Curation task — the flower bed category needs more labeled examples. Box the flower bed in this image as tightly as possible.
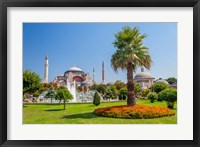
[94,105,175,119]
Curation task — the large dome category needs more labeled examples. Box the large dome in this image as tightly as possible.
[64,66,84,75]
[134,68,154,79]
[67,66,82,72]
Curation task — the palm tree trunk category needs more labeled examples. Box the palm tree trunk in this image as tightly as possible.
[127,62,136,106]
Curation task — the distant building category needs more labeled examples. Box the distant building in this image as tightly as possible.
[134,68,155,89]
[170,81,177,89]
[155,78,169,85]
[156,78,177,89]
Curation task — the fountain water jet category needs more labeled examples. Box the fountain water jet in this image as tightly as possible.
[66,79,77,102]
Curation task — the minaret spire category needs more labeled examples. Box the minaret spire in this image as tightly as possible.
[102,61,104,83]
[45,54,48,60]
[44,55,49,83]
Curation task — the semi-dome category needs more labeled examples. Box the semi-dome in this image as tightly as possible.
[81,81,90,86]
[134,68,154,79]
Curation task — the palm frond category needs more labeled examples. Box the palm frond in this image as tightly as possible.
[111,26,153,73]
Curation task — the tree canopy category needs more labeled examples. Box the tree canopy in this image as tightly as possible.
[151,82,169,93]
[166,77,177,84]
[114,80,126,90]
[55,87,73,110]
[23,70,42,95]
[45,86,56,103]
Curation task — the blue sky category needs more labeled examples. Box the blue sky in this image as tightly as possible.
[23,23,177,83]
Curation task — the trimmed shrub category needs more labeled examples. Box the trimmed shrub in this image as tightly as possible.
[94,105,175,119]
[147,92,158,103]
[151,82,169,93]
[159,88,177,109]
[93,92,100,106]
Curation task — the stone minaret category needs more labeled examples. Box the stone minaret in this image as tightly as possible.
[102,61,104,83]
[93,68,95,84]
[44,55,48,83]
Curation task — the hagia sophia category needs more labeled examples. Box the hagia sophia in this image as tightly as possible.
[43,55,104,87]
[52,66,93,87]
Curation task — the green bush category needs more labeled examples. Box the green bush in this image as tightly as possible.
[147,92,158,103]
[93,92,100,106]
[33,91,40,97]
[141,89,150,98]
[151,82,169,93]
[159,88,177,109]
[23,93,30,99]
[119,87,127,100]
[105,87,117,100]
[97,84,107,95]
[157,92,164,101]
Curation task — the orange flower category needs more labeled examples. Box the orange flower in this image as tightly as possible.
[94,104,175,119]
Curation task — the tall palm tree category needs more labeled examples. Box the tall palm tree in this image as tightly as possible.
[111,26,152,106]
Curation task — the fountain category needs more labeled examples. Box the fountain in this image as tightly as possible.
[37,80,102,103]
[76,90,103,102]
[66,79,103,103]
[66,79,77,102]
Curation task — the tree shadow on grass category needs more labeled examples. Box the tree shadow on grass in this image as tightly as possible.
[45,109,64,111]
[62,112,98,119]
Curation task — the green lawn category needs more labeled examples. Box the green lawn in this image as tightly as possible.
[23,99,177,124]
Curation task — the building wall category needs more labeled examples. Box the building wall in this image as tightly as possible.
[135,78,154,89]
[54,71,92,87]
